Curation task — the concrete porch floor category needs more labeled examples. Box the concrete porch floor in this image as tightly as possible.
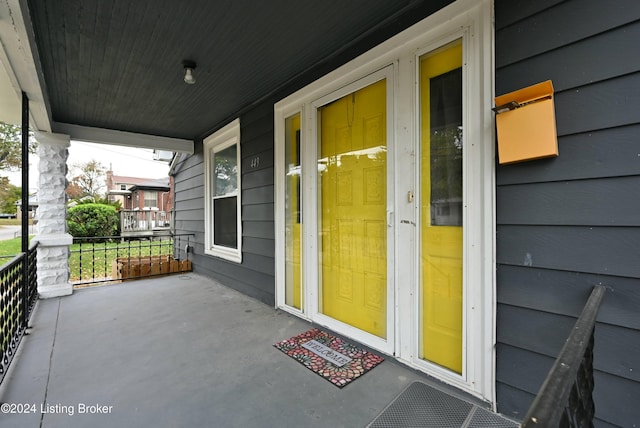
[1,273,505,428]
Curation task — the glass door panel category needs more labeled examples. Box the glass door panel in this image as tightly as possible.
[284,113,302,309]
[318,79,388,338]
[419,40,464,373]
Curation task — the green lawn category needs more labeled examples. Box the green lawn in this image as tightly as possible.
[0,236,174,281]
[70,239,174,281]
[0,237,25,257]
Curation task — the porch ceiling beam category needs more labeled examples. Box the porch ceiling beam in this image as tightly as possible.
[52,122,194,154]
[0,0,52,131]
[0,48,22,126]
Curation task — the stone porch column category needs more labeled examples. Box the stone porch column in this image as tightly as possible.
[32,131,73,298]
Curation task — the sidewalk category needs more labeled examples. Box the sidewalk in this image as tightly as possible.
[0,225,21,241]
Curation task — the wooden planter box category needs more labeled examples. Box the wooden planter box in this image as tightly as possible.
[112,255,192,280]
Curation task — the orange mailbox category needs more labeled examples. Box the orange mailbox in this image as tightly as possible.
[494,80,558,164]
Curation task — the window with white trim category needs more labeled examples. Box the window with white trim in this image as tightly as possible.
[144,191,157,208]
[204,119,242,263]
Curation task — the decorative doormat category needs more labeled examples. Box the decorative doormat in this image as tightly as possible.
[274,328,384,388]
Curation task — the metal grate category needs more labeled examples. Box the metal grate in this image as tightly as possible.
[466,407,520,428]
[368,381,517,428]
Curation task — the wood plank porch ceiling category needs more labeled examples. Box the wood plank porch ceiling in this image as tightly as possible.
[26,0,452,142]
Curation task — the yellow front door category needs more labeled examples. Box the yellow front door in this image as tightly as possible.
[318,79,387,339]
[419,40,464,373]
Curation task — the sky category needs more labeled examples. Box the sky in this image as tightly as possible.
[5,141,171,192]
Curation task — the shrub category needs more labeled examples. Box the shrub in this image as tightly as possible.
[67,203,119,238]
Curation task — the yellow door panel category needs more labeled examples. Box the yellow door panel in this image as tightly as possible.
[420,40,464,373]
[319,79,387,338]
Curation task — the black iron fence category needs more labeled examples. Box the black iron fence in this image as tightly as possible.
[0,242,38,385]
[521,285,606,428]
[70,234,194,286]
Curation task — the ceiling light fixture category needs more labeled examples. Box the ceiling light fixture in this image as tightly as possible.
[183,60,196,85]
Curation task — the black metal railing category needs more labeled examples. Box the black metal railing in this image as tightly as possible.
[70,234,194,286]
[0,242,38,385]
[521,285,606,428]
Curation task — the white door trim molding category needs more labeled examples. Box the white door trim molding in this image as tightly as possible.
[275,0,494,402]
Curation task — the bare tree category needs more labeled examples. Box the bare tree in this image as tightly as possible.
[68,159,107,200]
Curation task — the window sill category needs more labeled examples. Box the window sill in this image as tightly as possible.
[205,247,242,264]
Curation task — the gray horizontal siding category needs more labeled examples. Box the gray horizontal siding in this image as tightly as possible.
[496,0,640,68]
[242,113,273,148]
[173,197,203,212]
[243,221,274,241]
[496,21,640,93]
[495,0,564,30]
[495,383,537,424]
[497,176,640,226]
[174,175,204,195]
[595,323,640,383]
[497,306,640,427]
[496,345,639,428]
[497,265,640,330]
[172,99,276,305]
[173,146,204,176]
[496,343,554,397]
[242,253,275,277]
[174,220,204,234]
[174,209,205,222]
[498,305,575,357]
[592,372,640,428]
[242,149,274,172]
[173,150,205,230]
[498,304,640,383]
[173,152,204,239]
[190,252,275,304]
[243,237,274,258]
[243,203,274,222]
[244,167,274,190]
[243,186,274,205]
[554,73,640,136]
[495,0,640,425]
[497,225,640,278]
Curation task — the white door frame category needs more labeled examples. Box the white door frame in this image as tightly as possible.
[308,66,396,355]
[274,0,494,402]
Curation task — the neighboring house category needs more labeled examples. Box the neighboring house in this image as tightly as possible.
[15,196,38,219]
[1,1,638,426]
[128,179,173,213]
[105,172,145,209]
[106,171,173,212]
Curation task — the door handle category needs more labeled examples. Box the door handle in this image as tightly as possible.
[387,210,393,228]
